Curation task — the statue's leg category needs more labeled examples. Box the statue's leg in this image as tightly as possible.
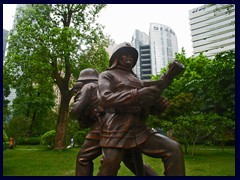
[143,162,159,176]
[123,149,158,176]
[76,139,102,176]
[97,147,125,176]
[138,133,185,176]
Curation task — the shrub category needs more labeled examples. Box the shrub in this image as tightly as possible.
[4,115,31,139]
[16,137,41,145]
[73,129,89,146]
[3,130,9,150]
[41,130,56,149]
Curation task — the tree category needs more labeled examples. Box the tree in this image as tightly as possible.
[4,4,110,150]
[5,114,32,139]
[202,50,235,117]
[149,50,235,153]
[3,69,11,125]
[3,130,9,150]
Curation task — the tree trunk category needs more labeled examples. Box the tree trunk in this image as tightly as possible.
[29,107,37,136]
[29,91,41,136]
[54,91,72,150]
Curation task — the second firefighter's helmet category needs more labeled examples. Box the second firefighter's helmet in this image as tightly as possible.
[76,68,99,82]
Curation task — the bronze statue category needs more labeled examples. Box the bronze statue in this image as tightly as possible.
[70,68,159,176]
[97,42,186,176]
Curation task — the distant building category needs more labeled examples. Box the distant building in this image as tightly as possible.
[189,4,235,59]
[149,23,178,75]
[132,30,151,80]
[131,23,178,80]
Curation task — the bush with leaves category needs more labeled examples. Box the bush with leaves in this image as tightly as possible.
[41,130,56,149]
[73,129,89,147]
[17,137,41,145]
[5,114,31,140]
[3,130,9,150]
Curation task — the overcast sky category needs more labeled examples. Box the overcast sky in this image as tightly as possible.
[3,4,204,57]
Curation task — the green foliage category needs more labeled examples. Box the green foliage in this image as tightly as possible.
[3,130,9,143]
[173,113,212,155]
[73,129,89,146]
[66,118,81,145]
[41,130,56,149]
[3,130,9,150]
[204,113,235,148]
[149,50,235,153]
[3,4,111,149]
[5,111,56,145]
[16,137,41,145]
[202,51,235,117]
[167,93,194,119]
[5,114,31,139]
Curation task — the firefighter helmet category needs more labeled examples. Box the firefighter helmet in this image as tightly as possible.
[76,68,99,82]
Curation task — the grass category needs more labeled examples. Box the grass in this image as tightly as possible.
[3,145,235,176]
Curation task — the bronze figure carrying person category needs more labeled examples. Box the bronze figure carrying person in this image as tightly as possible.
[97,42,186,176]
[70,68,159,176]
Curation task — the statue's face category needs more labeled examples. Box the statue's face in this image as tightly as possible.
[118,54,134,68]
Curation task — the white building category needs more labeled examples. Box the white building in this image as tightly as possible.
[189,4,235,59]
[131,24,178,79]
[149,23,178,75]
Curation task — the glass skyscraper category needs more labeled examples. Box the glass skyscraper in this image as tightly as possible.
[149,23,178,75]
[132,23,178,79]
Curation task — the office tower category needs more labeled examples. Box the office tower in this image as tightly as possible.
[139,45,151,80]
[132,30,151,80]
[132,24,178,80]
[189,4,235,59]
[149,23,178,75]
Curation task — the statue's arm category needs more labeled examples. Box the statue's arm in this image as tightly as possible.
[98,72,139,108]
[70,85,91,119]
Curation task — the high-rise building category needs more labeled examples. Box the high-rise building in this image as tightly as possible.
[189,4,235,59]
[132,24,178,80]
[139,45,151,80]
[149,23,178,75]
[132,30,151,80]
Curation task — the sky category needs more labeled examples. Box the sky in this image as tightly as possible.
[3,4,204,57]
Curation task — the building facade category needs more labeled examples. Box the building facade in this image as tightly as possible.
[132,24,178,80]
[149,23,178,75]
[189,4,235,59]
[131,30,151,80]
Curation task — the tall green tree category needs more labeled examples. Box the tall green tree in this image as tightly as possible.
[202,50,235,117]
[3,63,12,125]
[150,50,235,150]
[4,4,110,150]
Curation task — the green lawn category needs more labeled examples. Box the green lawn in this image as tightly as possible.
[3,145,235,176]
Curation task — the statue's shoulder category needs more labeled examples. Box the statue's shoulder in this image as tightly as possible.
[99,70,120,84]
[81,82,97,92]
[99,69,116,77]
